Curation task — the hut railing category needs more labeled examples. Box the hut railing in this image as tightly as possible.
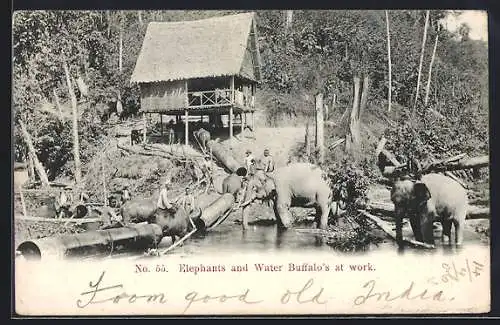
[187,89,255,109]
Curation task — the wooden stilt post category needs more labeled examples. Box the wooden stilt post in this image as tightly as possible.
[184,109,189,146]
[160,114,163,137]
[242,112,246,133]
[142,112,147,143]
[251,112,255,130]
[229,108,234,141]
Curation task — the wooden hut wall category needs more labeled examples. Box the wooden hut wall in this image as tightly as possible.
[140,80,188,112]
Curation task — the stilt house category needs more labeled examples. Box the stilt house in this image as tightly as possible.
[130,12,262,145]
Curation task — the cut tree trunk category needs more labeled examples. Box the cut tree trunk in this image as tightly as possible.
[63,61,82,184]
[424,33,439,106]
[346,76,361,157]
[413,10,430,114]
[18,118,50,187]
[359,75,370,118]
[315,93,324,164]
[385,10,392,112]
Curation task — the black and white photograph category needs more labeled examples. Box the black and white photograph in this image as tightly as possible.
[13,10,490,315]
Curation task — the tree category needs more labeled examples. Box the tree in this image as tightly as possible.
[413,10,430,113]
[385,10,392,112]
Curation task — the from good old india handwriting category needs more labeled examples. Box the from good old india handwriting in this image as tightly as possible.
[77,258,485,313]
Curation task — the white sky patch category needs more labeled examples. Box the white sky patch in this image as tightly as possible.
[443,10,488,41]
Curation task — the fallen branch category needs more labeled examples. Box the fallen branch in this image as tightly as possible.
[358,210,435,249]
[328,138,345,150]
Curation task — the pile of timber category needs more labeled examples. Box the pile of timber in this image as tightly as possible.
[376,136,489,179]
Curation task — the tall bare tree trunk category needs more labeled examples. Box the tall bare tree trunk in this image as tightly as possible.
[53,88,63,120]
[315,93,325,165]
[18,118,50,187]
[117,13,124,118]
[424,34,439,106]
[138,11,143,26]
[63,62,82,184]
[385,10,392,112]
[27,154,35,182]
[413,10,430,114]
[76,69,89,98]
[285,10,293,31]
[119,15,123,73]
[305,122,311,158]
[346,76,361,157]
[106,11,111,37]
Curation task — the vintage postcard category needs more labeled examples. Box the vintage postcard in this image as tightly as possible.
[12,10,490,316]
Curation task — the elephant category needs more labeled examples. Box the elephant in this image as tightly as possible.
[193,128,211,152]
[241,162,335,230]
[218,174,243,196]
[95,102,116,122]
[390,173,468,248]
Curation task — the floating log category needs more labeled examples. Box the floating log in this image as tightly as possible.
[16,223,163,261]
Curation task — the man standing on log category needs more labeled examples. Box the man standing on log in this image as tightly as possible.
[261,148,275,174]
[244,150,255,176]
[55,189,70,218]
[202,155,215,193]
[177,187,196,215]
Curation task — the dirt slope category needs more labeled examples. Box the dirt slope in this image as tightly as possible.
[223,127,306,169]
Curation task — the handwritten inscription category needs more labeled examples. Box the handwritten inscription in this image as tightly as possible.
[353,280,453,306]
[427,259,485,285]
[76,271,167,308]
[74,257,486,312]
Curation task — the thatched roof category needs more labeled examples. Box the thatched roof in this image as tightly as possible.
[130,12,262,84]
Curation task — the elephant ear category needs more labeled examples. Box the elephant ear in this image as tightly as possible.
[414,182,431,204]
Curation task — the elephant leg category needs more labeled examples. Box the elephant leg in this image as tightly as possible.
[452,218,463,246]
[409,215,423,242]
[275,201,293,229]
[316,205,329,230]
[441,219,452,244]
[395,216,403,247]
[420,213,435,246]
